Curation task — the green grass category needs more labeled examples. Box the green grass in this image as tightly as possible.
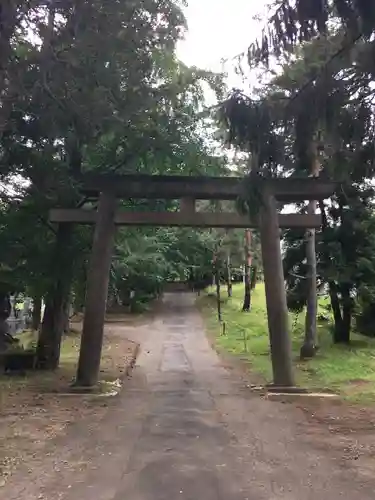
[15,329,79,359]
[0,332,80,410]
[199,283,375,402]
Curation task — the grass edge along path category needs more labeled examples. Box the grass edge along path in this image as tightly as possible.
[198,283,375,403]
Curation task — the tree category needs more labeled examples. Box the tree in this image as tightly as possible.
[226,246,233,298]
[246,0,375,69]
[216,2,375,385]
[242,229,252,311]
[0,0,188,369]
[270,32,375,345]
[0,0,229,378]
[219,86,298,385]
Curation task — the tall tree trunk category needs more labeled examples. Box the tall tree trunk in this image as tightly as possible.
[38,298,64,368]
[76,191,117,387]
[0,293,11,350]
[242,229,252,311]
[62,296,70,334]
[319,201,340,338]
[36,8,81,369]
[301,220,318,358]
[341,304,352,344]
[36,223,73,370]
[226,252,232,298]
[73,294,84,315]
[31,296,42,331]
[336,284,352,344]
[301,145,320,359]
[212,251,222,322]
[250,266,258,290]
[72,263,87,314]
[0,2,17,138]
[0,2,16,82]
[259,190,295,387]
[319,201,350,343]
[216,267,222,322]
[328,281,343,342]
[335,199,352,344]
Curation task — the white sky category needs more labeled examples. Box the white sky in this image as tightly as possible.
[176,1,297,217]
[176,0,270,164]
[177,0,268,93]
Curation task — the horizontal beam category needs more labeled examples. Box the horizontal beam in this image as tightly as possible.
[76,173,337,202]
[50,209,322,229]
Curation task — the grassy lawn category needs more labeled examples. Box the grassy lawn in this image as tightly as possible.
[199,283,375,402]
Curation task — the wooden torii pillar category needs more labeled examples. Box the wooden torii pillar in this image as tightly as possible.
[51,174,337,388]
[259,189,294,386]
[76,191,117,387]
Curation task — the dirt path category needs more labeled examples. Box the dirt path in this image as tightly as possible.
[0,322,138,485]
[2,293,375,499]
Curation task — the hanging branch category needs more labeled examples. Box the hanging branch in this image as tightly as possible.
[221,1,374,110]
[247,0,373,67]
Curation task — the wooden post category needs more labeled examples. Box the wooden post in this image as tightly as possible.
[301,142,321,358]
[259,191,295,387]
[242,229,252,311]
[226,252,232,297]
[216,271,222,322]
[212,252,222,322]
[76,191,117,387]
[180,197,196,213]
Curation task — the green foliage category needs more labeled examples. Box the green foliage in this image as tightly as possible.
[219,92,286,173]
[0,0,230,313]
[272,33,375,341]
[200,283,375,402]
[218,23,375,343]
[110,227,222,305]
[246,0,375,68]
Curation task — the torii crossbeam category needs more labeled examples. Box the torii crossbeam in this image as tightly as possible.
[50,209,322,228]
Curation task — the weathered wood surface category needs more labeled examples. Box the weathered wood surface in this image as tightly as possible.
[50,209,322,228]
[76,191,117,387]
[259,192,295,387]
[75,173,337,202]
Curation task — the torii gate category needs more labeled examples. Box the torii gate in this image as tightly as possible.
[50,173,337,388]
